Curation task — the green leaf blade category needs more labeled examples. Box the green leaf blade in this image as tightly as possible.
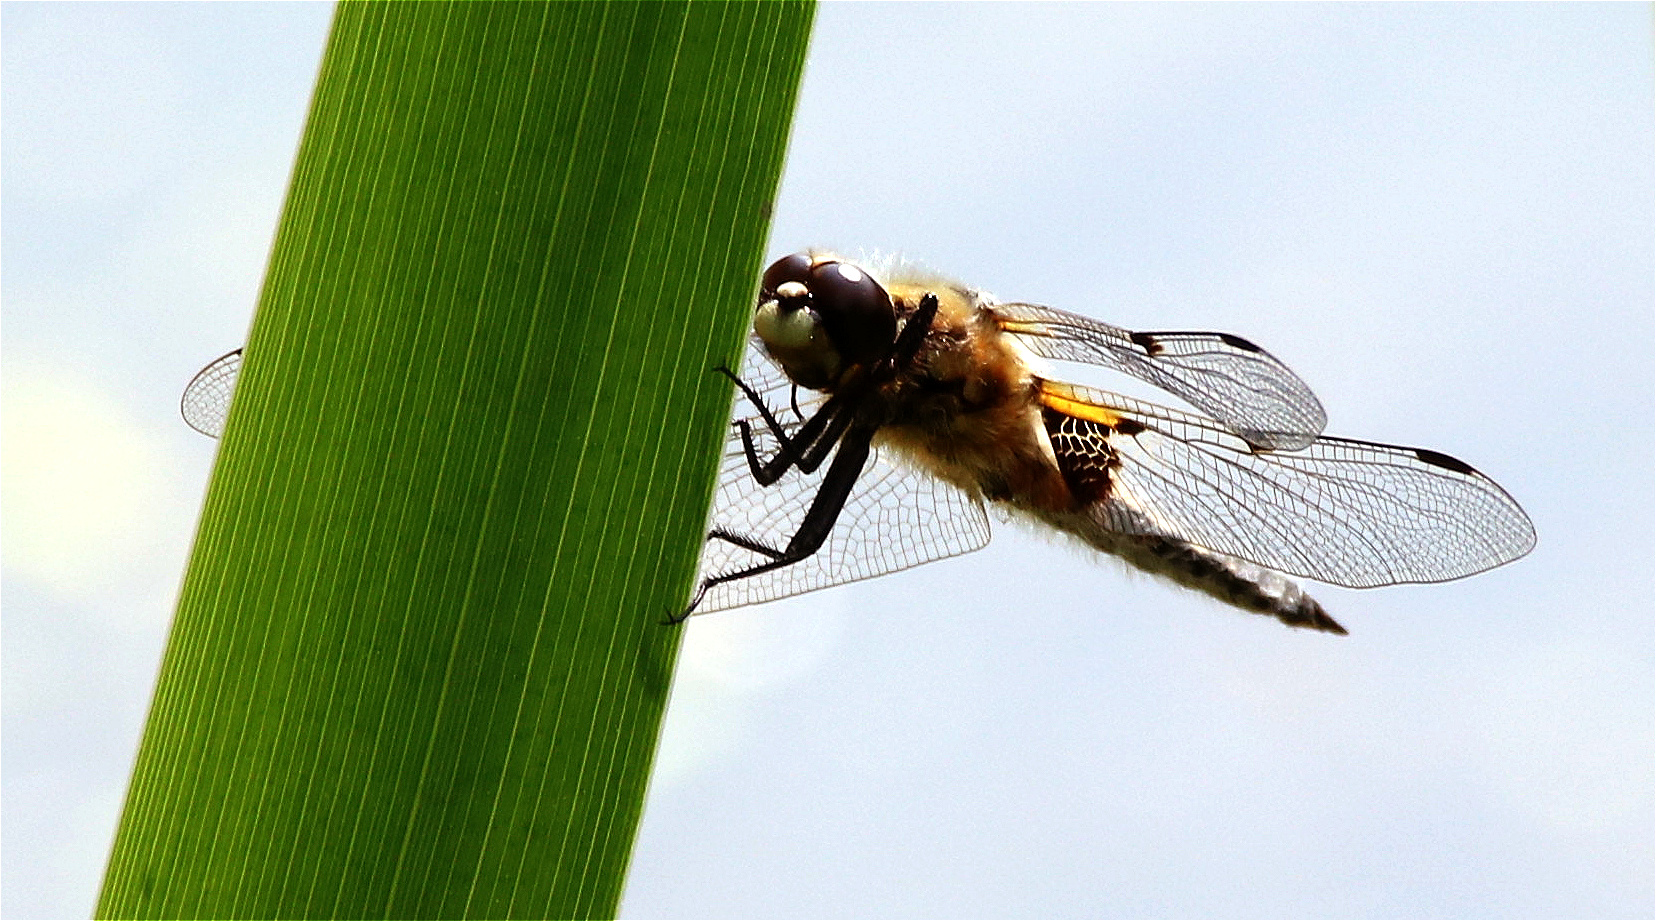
[98,3,814,918]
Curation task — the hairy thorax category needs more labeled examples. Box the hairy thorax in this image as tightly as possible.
[871,282,1074,513]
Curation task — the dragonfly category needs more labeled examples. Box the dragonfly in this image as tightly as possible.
[183,251,1536,634]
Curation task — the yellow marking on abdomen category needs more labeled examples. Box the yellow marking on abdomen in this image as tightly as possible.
[1036,381,1124,427]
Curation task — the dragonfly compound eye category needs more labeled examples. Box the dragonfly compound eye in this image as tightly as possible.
[760,251,815,298]
[754,254,899,390]
[807,260,897,369]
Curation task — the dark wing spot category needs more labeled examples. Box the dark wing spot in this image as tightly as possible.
[1130,331,1164,356]
[1217,332,1262,352]
[1114,418,1146,436]
[1414,447,1477,475]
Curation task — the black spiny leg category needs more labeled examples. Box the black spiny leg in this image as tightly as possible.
[675,421,878,621]
[672,291,942,624]
[716,365,857,484]
[716,364,796,451]
[889,292,939,367]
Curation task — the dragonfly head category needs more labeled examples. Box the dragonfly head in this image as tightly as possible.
[754,251,898,391]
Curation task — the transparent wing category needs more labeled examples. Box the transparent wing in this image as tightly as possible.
[994,302,1326,451]
[694,340,992,613]
[1038,380,1536,588]
[181,348,243,437]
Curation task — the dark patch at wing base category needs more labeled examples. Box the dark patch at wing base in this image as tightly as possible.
[1049,381,1537,588]
[1041,406,1122,507]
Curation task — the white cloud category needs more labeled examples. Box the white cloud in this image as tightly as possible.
[2,361,173,606]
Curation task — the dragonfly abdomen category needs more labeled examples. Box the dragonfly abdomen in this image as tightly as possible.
[1123,535,1345,634]
[1033,508,1346,634]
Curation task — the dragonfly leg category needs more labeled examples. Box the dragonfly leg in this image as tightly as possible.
[717,364,855,483]
[674,292,944,623]
[673,421,876,623]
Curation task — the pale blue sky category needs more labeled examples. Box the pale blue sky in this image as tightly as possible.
[3,4,1651,918]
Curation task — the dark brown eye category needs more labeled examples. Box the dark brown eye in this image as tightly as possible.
[760,252,814,299]
[807,260,896,367]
